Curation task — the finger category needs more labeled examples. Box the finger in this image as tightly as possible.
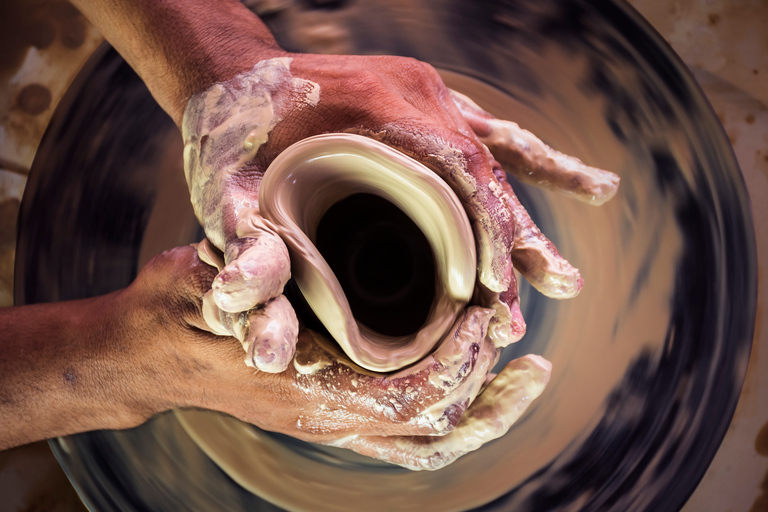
[474,271,526,348]
[291,307,498,437]
[373,123,514,293]
[493,169,583,299]
[481,372,497,392]
[451,90,620,206]
[212,233,291,313]
[202,291,299,373]
[330,354,552,471]
[388,306,499,436]
[241,295,299,373]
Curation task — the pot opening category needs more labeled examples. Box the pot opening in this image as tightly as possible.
[314,193,436,337]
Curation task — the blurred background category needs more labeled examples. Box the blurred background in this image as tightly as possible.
[0,0,765,510]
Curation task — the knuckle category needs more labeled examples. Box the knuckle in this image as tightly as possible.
[189,263,217,294]
[369,55,446,98]
[413,400,468,436]
[419,451,450,470]
[454,134,490,165]
[402,59,447,98]
[394,56,440,82]
[375,395,411,423]
[401,445,451,471]
[342,69,390,101]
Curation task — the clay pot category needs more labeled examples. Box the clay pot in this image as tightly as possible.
[259,133,476,372]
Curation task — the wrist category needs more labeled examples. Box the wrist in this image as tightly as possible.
[0,294,168,449]
[71,0,287,125]
[73,291,170,430]
[107,276,235,419]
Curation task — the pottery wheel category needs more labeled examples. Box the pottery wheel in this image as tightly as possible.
[14,0,755,510]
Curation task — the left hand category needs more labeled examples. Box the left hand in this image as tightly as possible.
[119,245,551,471]
[182,51,620,372]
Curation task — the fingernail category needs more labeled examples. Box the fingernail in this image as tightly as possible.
[243,296,299,373]
[213,268,258,312]
[535,268,583,299]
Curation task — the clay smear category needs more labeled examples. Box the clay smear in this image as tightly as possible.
[181,57,320,249]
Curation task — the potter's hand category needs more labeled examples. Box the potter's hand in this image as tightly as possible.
[151,244,547,470]
[71,0,619,363]
[181,51,619,355]
[175,245,550,470]
[0,244,547,469]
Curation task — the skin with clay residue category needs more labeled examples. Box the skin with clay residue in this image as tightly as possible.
[452,90,620,206]
[197,240,299,373]
[242,295,298,373]
[332,354,551,471]
[182,56,319,268]
[181,60,319,371]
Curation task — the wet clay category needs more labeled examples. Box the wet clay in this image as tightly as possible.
[257,133,477,372]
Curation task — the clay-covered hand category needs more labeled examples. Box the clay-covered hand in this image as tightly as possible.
[182,51,620,366]
[450,91,620,296]
[132,245,551,471]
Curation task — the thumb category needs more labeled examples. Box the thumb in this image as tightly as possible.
[212,232,291,313]
[198,239,299,373]
[241,295,299,373]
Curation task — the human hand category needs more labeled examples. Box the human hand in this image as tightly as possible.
[182,52,620,367]
[60,0,606,471]
[123,245,550,471]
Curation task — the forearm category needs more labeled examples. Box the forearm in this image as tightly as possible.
[70,0,286,125]
[0,293,161,450]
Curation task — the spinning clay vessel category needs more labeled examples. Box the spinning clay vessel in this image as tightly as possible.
[259,133,477,372]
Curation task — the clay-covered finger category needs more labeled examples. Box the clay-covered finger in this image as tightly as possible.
[277,307,498,440]
[388,306,496,391]
[392,306,499,435]
[241,295,299,373]
[202,291,299,373]
[329,354,552,471]
[493,170,583,299]
[451,90,619,206]
[291,307,498,438]
[474,272,526,348]
[212,234,291,313]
